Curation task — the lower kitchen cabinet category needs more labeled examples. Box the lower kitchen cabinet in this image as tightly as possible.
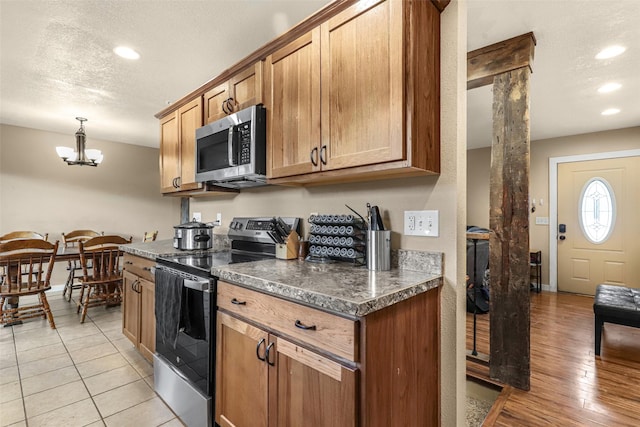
[122,254,156,363]
[216,312,357,427]
[215,280,440,427]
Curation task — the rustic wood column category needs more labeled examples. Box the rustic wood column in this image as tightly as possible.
[467,32,535,390]
[489,67,532,390]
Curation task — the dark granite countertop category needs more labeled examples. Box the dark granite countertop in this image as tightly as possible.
[212,249,443,317]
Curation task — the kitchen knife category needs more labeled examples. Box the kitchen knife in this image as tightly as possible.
[369,206,385,231]
[267,230,282,244]
[276,217,291,236]
[274,217,290,241]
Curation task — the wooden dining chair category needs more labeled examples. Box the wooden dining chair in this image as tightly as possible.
[0,231,48,242]
[143,231,158,242]
[0,239,59,328]
[61,230,102,302]
[0,231,49,285]
[76,235,131,323]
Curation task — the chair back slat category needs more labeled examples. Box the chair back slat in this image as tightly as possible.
[0,239,58,293]
[143,231,158,242]
[0,231,48,243]
[79,235,131,283]
[62,230,102,248]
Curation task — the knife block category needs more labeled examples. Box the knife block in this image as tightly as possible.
[276,231,300,260]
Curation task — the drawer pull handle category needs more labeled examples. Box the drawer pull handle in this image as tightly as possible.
[265,342,275,366]
[256,338,266,361]
[231,298,246,305]
[125,261,133,265]
[143,267,151,271]
[295,320,316,331]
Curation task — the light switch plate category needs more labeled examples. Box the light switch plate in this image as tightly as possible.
[216,213,222,226]
[535,216,549,225]
[404,210,439,237]
[192,212,202,222]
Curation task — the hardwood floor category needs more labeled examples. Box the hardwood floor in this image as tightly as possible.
[466,291,640,426]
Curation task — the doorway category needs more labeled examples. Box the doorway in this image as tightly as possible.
[549,150,640,293]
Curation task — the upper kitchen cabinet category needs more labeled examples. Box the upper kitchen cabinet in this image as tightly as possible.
[265,28,321,179]
[204,62,263,124]
[159,97,203,194]
[267,0,441,185]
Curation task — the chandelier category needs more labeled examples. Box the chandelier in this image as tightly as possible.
[56,117,103,166]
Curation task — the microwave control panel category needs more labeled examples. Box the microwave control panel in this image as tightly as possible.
[238,122,252,165]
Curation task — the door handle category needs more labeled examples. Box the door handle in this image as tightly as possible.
[265,342,275,366]
[310,147,318,167]
[294,319,316,330]
[559,235,566,241]
[320,145,327,165]
[256,338,266,361]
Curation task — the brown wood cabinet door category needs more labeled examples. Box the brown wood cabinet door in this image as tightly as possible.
[216,312,269,427]
[320,0,404,171]
[178,97,203,191]
[266,29,321,179]
[122,271,140,345]
[270,338,357,427]
[159,112,180,193]
[204,83,229,124]
[138,276,155,363]
[229,62,263,113]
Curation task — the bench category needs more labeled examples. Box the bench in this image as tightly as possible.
[593,284,640,356]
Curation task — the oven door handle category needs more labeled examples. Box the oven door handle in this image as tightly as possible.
[183,278,211,292]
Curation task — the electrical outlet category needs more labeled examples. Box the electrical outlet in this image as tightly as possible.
[404,210,439,237]
[192,212,202,222]
[216,213,222,226]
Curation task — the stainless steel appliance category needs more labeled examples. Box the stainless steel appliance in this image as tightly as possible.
[154,216,300,427]
[195,104,267,188]
[173,221,215,250]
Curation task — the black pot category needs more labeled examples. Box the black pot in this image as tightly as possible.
[173,221,214,250]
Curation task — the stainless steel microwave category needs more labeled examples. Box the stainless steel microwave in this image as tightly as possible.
[195,104,267,189]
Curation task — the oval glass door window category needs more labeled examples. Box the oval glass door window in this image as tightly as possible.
[579,177,615,243]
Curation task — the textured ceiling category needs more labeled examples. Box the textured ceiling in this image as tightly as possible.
[467,0,640,149]
[0,0,331,147]
[1,1,639,150]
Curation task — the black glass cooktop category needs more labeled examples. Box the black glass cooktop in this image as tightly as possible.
[157,250,272,277]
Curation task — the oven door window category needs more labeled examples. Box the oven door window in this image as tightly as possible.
[197,128,235,173]
[157,287,213,396]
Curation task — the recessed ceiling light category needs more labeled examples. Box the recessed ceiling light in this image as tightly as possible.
[595,45,626,59]
[601,108,620,116]
[114,46,140,60]
[598,82,622,93]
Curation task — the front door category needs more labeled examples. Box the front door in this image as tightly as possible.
[557,156,640,295]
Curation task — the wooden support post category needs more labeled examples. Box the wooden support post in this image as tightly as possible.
[489,67,531,390]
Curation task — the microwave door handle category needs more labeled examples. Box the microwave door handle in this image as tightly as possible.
[227,126,237,166]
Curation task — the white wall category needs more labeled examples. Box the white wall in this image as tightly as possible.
[0,124,181,284]
[466,126,640,286]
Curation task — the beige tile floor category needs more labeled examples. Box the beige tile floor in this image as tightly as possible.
[0,290,184,427]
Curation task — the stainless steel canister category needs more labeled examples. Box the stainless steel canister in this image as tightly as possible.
[367,230,391,271]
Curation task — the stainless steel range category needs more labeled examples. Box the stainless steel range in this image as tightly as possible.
[153,217,300,427]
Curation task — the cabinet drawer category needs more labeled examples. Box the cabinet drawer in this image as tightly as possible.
[123,254,155,282]
[217,281,358,362]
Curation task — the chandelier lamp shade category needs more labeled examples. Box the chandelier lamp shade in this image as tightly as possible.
[56,117,103,166]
